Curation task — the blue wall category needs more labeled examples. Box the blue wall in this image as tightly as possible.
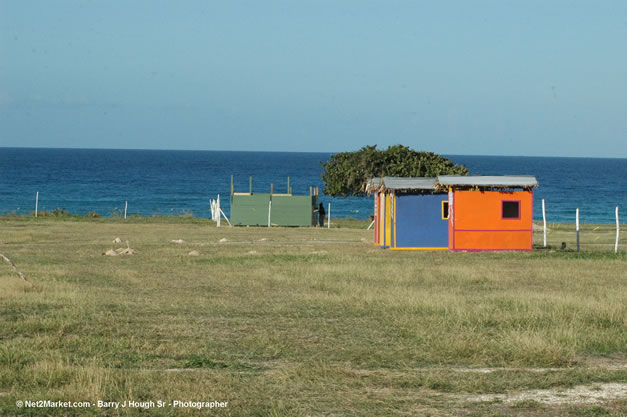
[395,194,448,248]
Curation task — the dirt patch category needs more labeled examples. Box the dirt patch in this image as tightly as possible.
[470,383,627,405]
[339,365,625,376]
[164,368,203,373]
[453,367,567,374]
[582,355,627,371]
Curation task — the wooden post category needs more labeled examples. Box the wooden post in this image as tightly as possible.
[231,175,234,195]
[287,176,290,194]
[327,203,331,229]
[615,207,620,254]
[249,176,253,194]
[124,200,128,219]
[35,191,39,218]
[270,183,273,195]
[268,200,272,228]
[309,186,312,197]
[542,199,547,247]
[576,208,580,252]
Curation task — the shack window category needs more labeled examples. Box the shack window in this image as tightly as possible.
[442,201,449,220]
[502,201,520,219]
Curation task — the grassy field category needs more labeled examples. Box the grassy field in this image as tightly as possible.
[0,216,625,416]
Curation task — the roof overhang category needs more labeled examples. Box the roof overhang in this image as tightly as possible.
[436,175,538,190]
[366,175,539,194]
[365,177,437,193]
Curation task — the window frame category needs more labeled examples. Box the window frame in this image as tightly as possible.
[501,200,521,220]
[442,200,449,220]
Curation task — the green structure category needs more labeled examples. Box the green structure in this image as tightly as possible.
[230,177,319,227]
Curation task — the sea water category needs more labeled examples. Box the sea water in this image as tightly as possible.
[0,148,624,224]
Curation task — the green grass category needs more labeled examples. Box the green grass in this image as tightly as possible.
[0,216,625,416]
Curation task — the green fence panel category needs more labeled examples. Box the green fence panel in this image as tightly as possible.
[230,194,317,226]
[230,194,271,226]
[272,195,316,226]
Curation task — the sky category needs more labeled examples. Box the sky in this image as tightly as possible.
[0,1,626,157]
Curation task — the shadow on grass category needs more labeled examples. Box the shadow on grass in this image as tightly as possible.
[530,246,624,260]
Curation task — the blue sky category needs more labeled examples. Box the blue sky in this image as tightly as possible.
[1,1,625,157]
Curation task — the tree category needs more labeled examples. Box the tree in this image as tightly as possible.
[320,145,469,196]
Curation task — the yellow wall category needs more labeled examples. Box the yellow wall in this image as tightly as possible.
[385,193,392,247]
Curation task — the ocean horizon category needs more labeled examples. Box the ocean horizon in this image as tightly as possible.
[3,145,626,159]
[1,147,625,224]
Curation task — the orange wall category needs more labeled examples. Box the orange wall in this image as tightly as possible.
[453,231,532,250]
[451,190,533,250]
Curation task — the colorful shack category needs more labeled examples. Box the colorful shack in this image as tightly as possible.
[368,177,449,250]
[438,175,538,251]
[369,175,539,251]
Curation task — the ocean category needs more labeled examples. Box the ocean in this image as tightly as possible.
[0,148,625,224]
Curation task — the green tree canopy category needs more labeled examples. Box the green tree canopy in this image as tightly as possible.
[321,145,469,196]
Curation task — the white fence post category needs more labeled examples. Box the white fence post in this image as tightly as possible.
[219,208,232,227]
[35,191,39,218]
[616,207,620,254]
[268,200,272,228]
[210,194,231,227]
[124,201,128,219]
[542,199,547,247]
[327,203,331,229]
[576,208,580,252]
[217,195,221,228]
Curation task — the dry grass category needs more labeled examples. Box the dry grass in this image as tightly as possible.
[0,217,625,416]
